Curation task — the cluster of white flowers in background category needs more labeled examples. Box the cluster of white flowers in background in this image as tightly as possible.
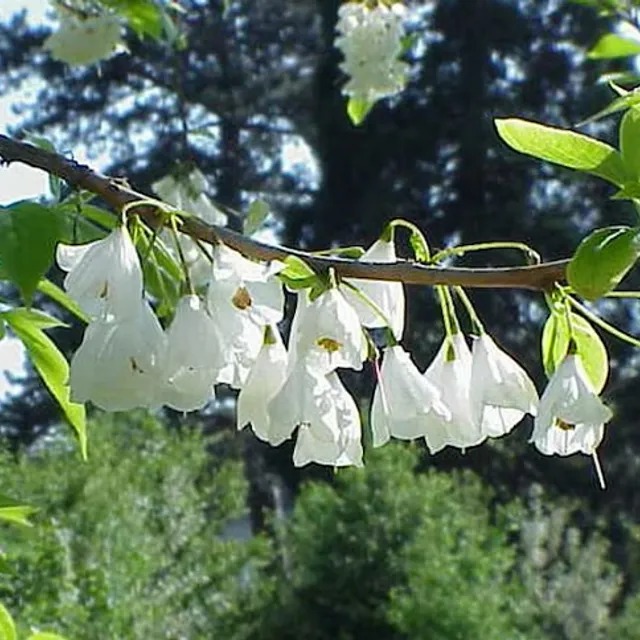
[55,220,613,479]
[335,0,410,103]
[43,3,124,67]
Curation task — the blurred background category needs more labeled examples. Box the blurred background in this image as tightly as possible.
[2,1,640,638]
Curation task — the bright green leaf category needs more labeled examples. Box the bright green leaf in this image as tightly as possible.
[578,87,640,126]
[0,202,63,304]
[542,311,608,392]
[2,308,87,459]
[588,33,640,59]
[347,97,374,126]
[26,633,69,640]
[620,106,640,179]
[495,118,629,186]
[0,603,16,640]
[568,226,640,300]
[244,199,270,236]
[280,255,315,280]
[103,0,163,39]
[36,279,89,324]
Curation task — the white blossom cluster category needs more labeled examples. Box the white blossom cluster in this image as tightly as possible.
[56,222,613,475]
[43,5,124,67]
[334,1,410,103]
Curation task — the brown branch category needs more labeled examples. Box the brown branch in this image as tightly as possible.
[0,134,567,290]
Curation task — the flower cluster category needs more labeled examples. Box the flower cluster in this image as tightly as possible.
[43,7,123,67]
[334,1,409,103]
[56,222,613,477]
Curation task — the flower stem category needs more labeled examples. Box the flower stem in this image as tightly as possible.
[453,286,485,334]
[568,297,640,349]
[170,216,194,294]
[437,286,460,337]
[431,241,540,265]
[342,280,395,337]
[389,218,430,262]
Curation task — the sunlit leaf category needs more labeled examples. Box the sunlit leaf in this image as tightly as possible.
[588,33,640,59]
[0,494,37,527]
[1,308,87,459]
[578,86,640,125]
[0,603,16,640]
[26,633,69,640]
[495,118,629,186]
[244,199,270,236]
[36,278,89,324]
[542,311,608,392]
[347,97,374,126]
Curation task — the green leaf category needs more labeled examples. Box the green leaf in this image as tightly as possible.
[0,603,16,640]
[244,199,270,236]
[347,97,374,126]
[1,308,87,459]
[0,493,37,527]
[542,311,608,392]
[36,278,89,324]
[26,633,69,640]
[588,33,640,59]
[0,202,63,304]
[495,118,629,186]
[578,86,640,126]
[280,255,315,281]
[103,0,163,39]
[620,106,640,179]
[568,226,640,300]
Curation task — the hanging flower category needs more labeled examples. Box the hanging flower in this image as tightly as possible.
[294,288,367,374]
[470,333,538,437]
[423,333,485,452]
[334,1,409,103]
[237,325,289,441]
[43,12,124,67]
[343,236,405,340]
[370,345,450,447]
[293,372,363,467]
[69,299,166,412]
[530,354,612,457]
[56,225,144,319]
[160,294,225,412]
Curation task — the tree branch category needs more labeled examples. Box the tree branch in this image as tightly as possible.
[0,134,567,290]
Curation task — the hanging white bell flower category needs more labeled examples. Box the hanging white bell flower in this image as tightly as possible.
[294,288,367,374]
[153,170,228,285]
[266,360,341,446]
[470,333,539,437]
[370,345,450,447]
[43,13,124,67]
[160,294,225,412]
[334,1,409,103]
[237,325,289,441]
[343,236,405,340]
[530,354,612,458]
[293,372,363,468]
[69,299,167,412]
[423,333,485,452]
[56,225,144,319]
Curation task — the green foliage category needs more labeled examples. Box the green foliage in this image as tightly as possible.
[541,309,608,391]
[0,414,266,640]
[244,199,271,236]
[568,226,640,300]
[0,495,36,528]
[347,97,374,126]
[587,33,640,59]
[0,203,63,305]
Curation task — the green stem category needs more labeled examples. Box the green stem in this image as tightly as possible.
[310,246,366,258]
[605,291,640,299]
[389,218,430,262]
[437,286,459,337]
[341,280,394,337]
[453,286,484,334]
[568,296,640,349]
[170,217,194,294]
[432,241,540,265]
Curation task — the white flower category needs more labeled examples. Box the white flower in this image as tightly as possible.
[370,345,450,447]
[57,226,143,319]
[530,354,612,457]
[293,372,363,468]
[294,288,367,374]
[423,334,485,452]
[153,170,228,285]
[69,299,166,411]
[335,1,409,102]
[470,334,538,437]
[160,295,225,412]
[237,325,288,441]
[343,237,405,340]
[44,13,123,66]
[266,360,340,446]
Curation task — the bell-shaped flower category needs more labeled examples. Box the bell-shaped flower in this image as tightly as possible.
[159,295,225,412]
[293,373,363,468]
[293,288,367,374]
[69,299,166,411]
[44,13,123,66]
[370,345,450,447]
[343,236,405,340]
[530,354,612,457]
[57,225,143,319]
[423,334,485,452]
[266,360,340,446]
[237,325,289,441]
[470,333,538,437]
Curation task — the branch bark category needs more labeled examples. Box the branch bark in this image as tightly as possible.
[0,133,567,290]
